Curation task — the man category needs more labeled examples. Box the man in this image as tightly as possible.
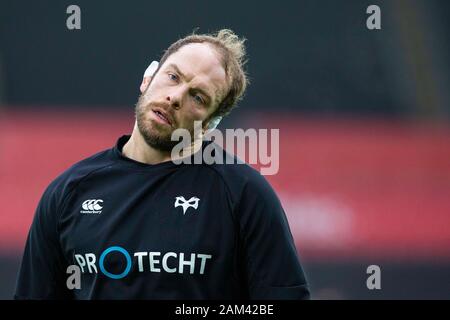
[15,29,310,299]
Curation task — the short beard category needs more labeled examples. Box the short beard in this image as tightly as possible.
[135,97,181,152]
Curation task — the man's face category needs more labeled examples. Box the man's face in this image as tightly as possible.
[135,43,228,151]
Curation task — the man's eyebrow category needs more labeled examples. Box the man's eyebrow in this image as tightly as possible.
[166,63,214,104]
[167,63,187,80]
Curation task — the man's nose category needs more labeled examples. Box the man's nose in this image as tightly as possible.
[166,88,183,110]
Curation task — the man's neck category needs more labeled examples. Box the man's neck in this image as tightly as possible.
[122,123,203,165]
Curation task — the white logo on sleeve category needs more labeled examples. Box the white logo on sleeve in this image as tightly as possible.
[174,196,200,215]
[80,199,103,214]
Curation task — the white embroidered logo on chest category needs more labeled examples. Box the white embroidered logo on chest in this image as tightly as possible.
[174,196,200,214]
[80,199,103,214]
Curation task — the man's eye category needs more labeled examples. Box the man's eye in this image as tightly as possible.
[168,73,178,82]
[193,94,205,104]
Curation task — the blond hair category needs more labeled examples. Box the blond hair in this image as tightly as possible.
[159,29,249,119]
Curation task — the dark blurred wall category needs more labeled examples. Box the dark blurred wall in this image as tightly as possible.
[1,0,449,116]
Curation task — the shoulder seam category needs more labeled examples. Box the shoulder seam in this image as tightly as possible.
[200,164,245,217]
[56,161,115,236]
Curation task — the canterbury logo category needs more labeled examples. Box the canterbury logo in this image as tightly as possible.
[174,196,200,215]
[80,199,103,214]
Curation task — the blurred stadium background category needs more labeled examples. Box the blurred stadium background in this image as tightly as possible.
[1,0,450,299]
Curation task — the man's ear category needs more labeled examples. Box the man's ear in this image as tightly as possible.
[140,77,151,93]
[140,61,159,93]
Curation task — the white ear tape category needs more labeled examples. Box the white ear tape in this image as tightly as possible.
[206,116,222,131]
[143,61,159,78]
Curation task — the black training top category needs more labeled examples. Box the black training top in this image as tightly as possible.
[14,135,309,300]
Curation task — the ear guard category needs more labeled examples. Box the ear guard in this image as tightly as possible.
[205,116,222,131]
[143,61,223,131]
[143,60,159,78]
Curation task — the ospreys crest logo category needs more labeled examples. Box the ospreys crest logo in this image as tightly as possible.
[174,196,200,215]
